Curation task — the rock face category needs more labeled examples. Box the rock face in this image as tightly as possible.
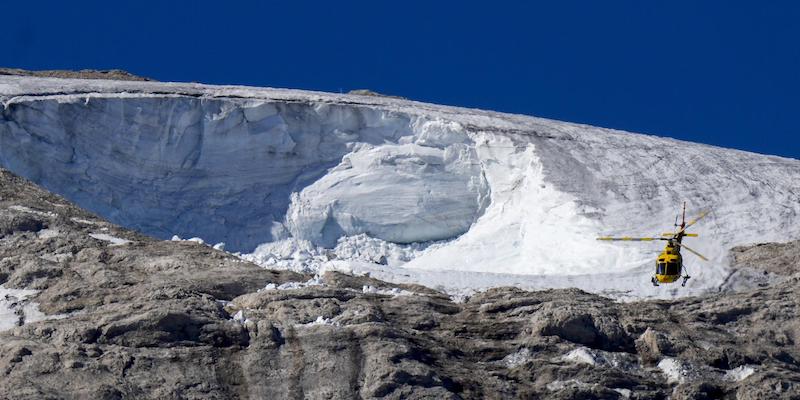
[0,68,152,81]
[1,168,799,399]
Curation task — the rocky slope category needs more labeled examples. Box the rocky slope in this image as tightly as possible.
[0,68,152,81]
[1,168,798,399]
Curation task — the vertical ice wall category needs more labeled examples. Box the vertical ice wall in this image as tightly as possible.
[0,95,490,251]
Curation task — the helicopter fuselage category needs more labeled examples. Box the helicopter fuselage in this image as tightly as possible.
[655,242,683,283]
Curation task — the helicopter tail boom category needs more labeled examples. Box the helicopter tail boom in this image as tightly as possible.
[597,237,661,241]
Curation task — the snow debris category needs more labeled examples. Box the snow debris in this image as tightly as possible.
[546,379,596,392]
[37,228,59,239]
[8,205,56,218]
[170,235,225,251]
[562,347,599,366]
[613,388,632,399]
[502,348,534,368]
[1,285,66,332]
[658,357,697,384]
[70,217,98,225]
[263,275,325,291]
[296,315,338,328]
[361,285,414,297]
[560,346,640,371]
[243,235,427,274]
[89,233,131,246]
[231,310,252,325]
[724,365,756,382]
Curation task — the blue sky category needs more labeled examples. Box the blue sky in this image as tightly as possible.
[5,1,799,159]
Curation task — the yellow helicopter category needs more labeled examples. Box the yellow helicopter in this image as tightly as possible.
[597,203,709,287]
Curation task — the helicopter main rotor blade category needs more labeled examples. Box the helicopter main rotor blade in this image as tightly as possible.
[679,210,710,234]
[597,236,665,241]
[674,242,709,261]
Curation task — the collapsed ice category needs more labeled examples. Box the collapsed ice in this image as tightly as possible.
[2,76,800,298]
[0,92,488,251]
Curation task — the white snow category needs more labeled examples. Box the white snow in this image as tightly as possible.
[9,205,56,218]
[658,357,696,384]
[37,228,59,239]
[361,285,414,297]
[502,348,534,368]
[70,217,99,225]
[546,380,596,392]
[724,365,756,382]
[0,286,63,332]
[613,388,632,399]
[263,275,325,291]
[658,357,754,384]
[560,346,640,371]
[2,75,800,300]
[562,347,600,366]
[88,233,131,246]
[296,315,337,328]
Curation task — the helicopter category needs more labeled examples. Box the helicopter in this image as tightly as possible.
[597,202,709,287]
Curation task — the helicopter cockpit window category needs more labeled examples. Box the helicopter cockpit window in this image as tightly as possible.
[666,262,679,275]
[657,263,666,275]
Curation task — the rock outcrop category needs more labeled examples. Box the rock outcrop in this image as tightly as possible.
[0,68,152,81]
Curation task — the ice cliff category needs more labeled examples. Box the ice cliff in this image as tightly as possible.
[2,76,799,298]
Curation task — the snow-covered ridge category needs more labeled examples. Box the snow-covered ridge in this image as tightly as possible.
[2,76,799,299]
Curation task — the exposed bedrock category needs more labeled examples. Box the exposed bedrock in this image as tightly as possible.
[0,97,488,251]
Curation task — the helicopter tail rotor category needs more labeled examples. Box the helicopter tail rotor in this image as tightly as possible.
[597,236,664,241]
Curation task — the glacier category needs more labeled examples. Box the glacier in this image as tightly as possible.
[2,75,799,299]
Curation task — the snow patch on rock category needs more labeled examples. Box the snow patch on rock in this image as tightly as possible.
[89,233,131,246]
[724,365,756,382]
[37,228,59,239]
[502,348,534,368]
[658,357,697,384]
[0,286,65,332]
[263,275,325,291]
[560,346,640,371]
[361,285,414,297]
